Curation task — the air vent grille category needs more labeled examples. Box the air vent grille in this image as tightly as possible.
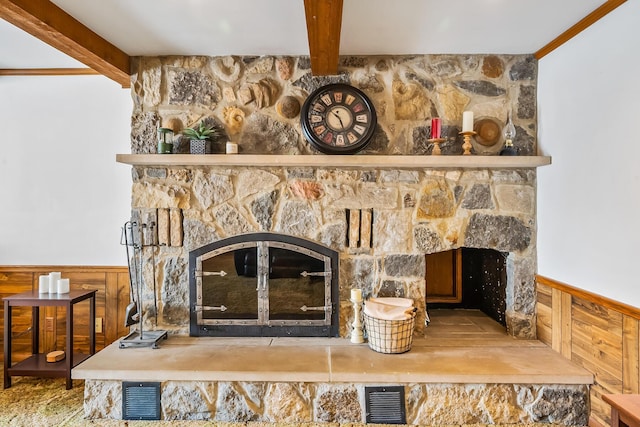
[365,385,406,424]
[122,381,161,420]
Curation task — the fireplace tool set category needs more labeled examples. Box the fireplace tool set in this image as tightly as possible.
[119,220,168,349]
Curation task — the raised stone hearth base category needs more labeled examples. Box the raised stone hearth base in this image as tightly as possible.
[75,311,592,425]
[84,379,587,425]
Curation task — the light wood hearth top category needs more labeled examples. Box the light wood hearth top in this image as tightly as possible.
[73,310,591,385]
[116,154,551,169]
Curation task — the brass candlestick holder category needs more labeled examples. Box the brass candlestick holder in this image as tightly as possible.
[459,131,477,155]
[427,138,446,155]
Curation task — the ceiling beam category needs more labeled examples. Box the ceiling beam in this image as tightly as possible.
[0,68,99,76]
[535,0,627,59]
[0,0,131,87]
[303,0,343,76]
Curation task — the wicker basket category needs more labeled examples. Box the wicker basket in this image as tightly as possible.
[364,311,416,354]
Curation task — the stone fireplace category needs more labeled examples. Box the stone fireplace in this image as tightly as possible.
[125,53,542,339]
[75,53,586,425]
[127,162,539,339]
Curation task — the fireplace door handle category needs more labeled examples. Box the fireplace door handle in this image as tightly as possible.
[300,305,330,312]
[195,270,227,277]
[194,305,228,312]
[300,271,329,277]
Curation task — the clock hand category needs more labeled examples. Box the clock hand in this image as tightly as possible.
[332,111,345,129]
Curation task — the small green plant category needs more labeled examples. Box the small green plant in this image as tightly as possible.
[182,120,223,141]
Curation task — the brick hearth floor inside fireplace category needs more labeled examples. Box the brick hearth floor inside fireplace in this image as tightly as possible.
[72,309,591,385]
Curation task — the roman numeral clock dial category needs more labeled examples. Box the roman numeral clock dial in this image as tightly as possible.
[300,84,377,154]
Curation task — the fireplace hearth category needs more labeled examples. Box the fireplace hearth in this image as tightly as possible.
[189,232,339,337]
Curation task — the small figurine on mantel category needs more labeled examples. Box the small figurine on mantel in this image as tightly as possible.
[500,110,517,156]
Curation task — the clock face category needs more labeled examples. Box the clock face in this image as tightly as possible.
[300,83,377,154]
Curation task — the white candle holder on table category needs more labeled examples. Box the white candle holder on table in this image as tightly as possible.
[350,288,364,344]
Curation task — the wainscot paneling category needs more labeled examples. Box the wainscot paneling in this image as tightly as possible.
[536,275,640,427]
[0,266,129,364]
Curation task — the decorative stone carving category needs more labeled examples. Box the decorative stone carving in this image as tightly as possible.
[222,106,245,135]
[275,95,301,119]
[239,78,280,109]
[209,56,243,82]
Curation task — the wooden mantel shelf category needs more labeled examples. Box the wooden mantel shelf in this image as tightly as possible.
[116,154,551,169]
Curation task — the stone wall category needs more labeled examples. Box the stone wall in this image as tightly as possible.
[130,54,537,155]
[127,54,539,339]
[85,380,587,425]
[131,165,537,338]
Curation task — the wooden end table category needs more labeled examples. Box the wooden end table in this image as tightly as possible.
[3,289,96,390]
[603,394,640,427]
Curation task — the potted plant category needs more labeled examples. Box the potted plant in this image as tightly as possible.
[182,120,223,154]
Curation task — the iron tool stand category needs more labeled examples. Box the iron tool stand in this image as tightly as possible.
[119,220,168,349]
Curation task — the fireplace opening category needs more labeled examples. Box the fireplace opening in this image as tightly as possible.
[426,248,507,326]
[189,232,339,337]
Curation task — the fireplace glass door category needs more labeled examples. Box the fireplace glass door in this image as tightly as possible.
[191,234,337,336]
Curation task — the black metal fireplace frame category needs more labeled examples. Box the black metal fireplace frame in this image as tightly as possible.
[189,232,339,337]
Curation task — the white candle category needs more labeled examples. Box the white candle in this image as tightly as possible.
[226,142,238,154]
[57,278,70,294]
[462,111,474,133]
[49,272,61,293]
[351,288,362,302]
[39,275,50,293]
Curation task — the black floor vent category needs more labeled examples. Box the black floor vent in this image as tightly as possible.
[122,381,161,420]
[365,385,406,424]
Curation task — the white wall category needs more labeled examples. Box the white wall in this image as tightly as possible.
[0,75,132,266]
[538,0,640,307]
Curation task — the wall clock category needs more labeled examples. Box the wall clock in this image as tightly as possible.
[300,83,377,154]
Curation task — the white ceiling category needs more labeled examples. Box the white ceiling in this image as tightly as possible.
[1,0,604,69]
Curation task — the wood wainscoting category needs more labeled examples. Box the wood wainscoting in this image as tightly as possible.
[536,275,640,427]
[0,266,130,364]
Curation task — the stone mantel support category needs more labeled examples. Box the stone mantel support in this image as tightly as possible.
[116,154,551,169]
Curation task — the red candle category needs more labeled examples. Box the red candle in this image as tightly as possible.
[431,118,441,139]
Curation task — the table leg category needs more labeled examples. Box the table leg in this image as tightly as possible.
[32,306,40,354]
[3,301,11,389]
[89,294,95,355]
[66,302,73,390]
